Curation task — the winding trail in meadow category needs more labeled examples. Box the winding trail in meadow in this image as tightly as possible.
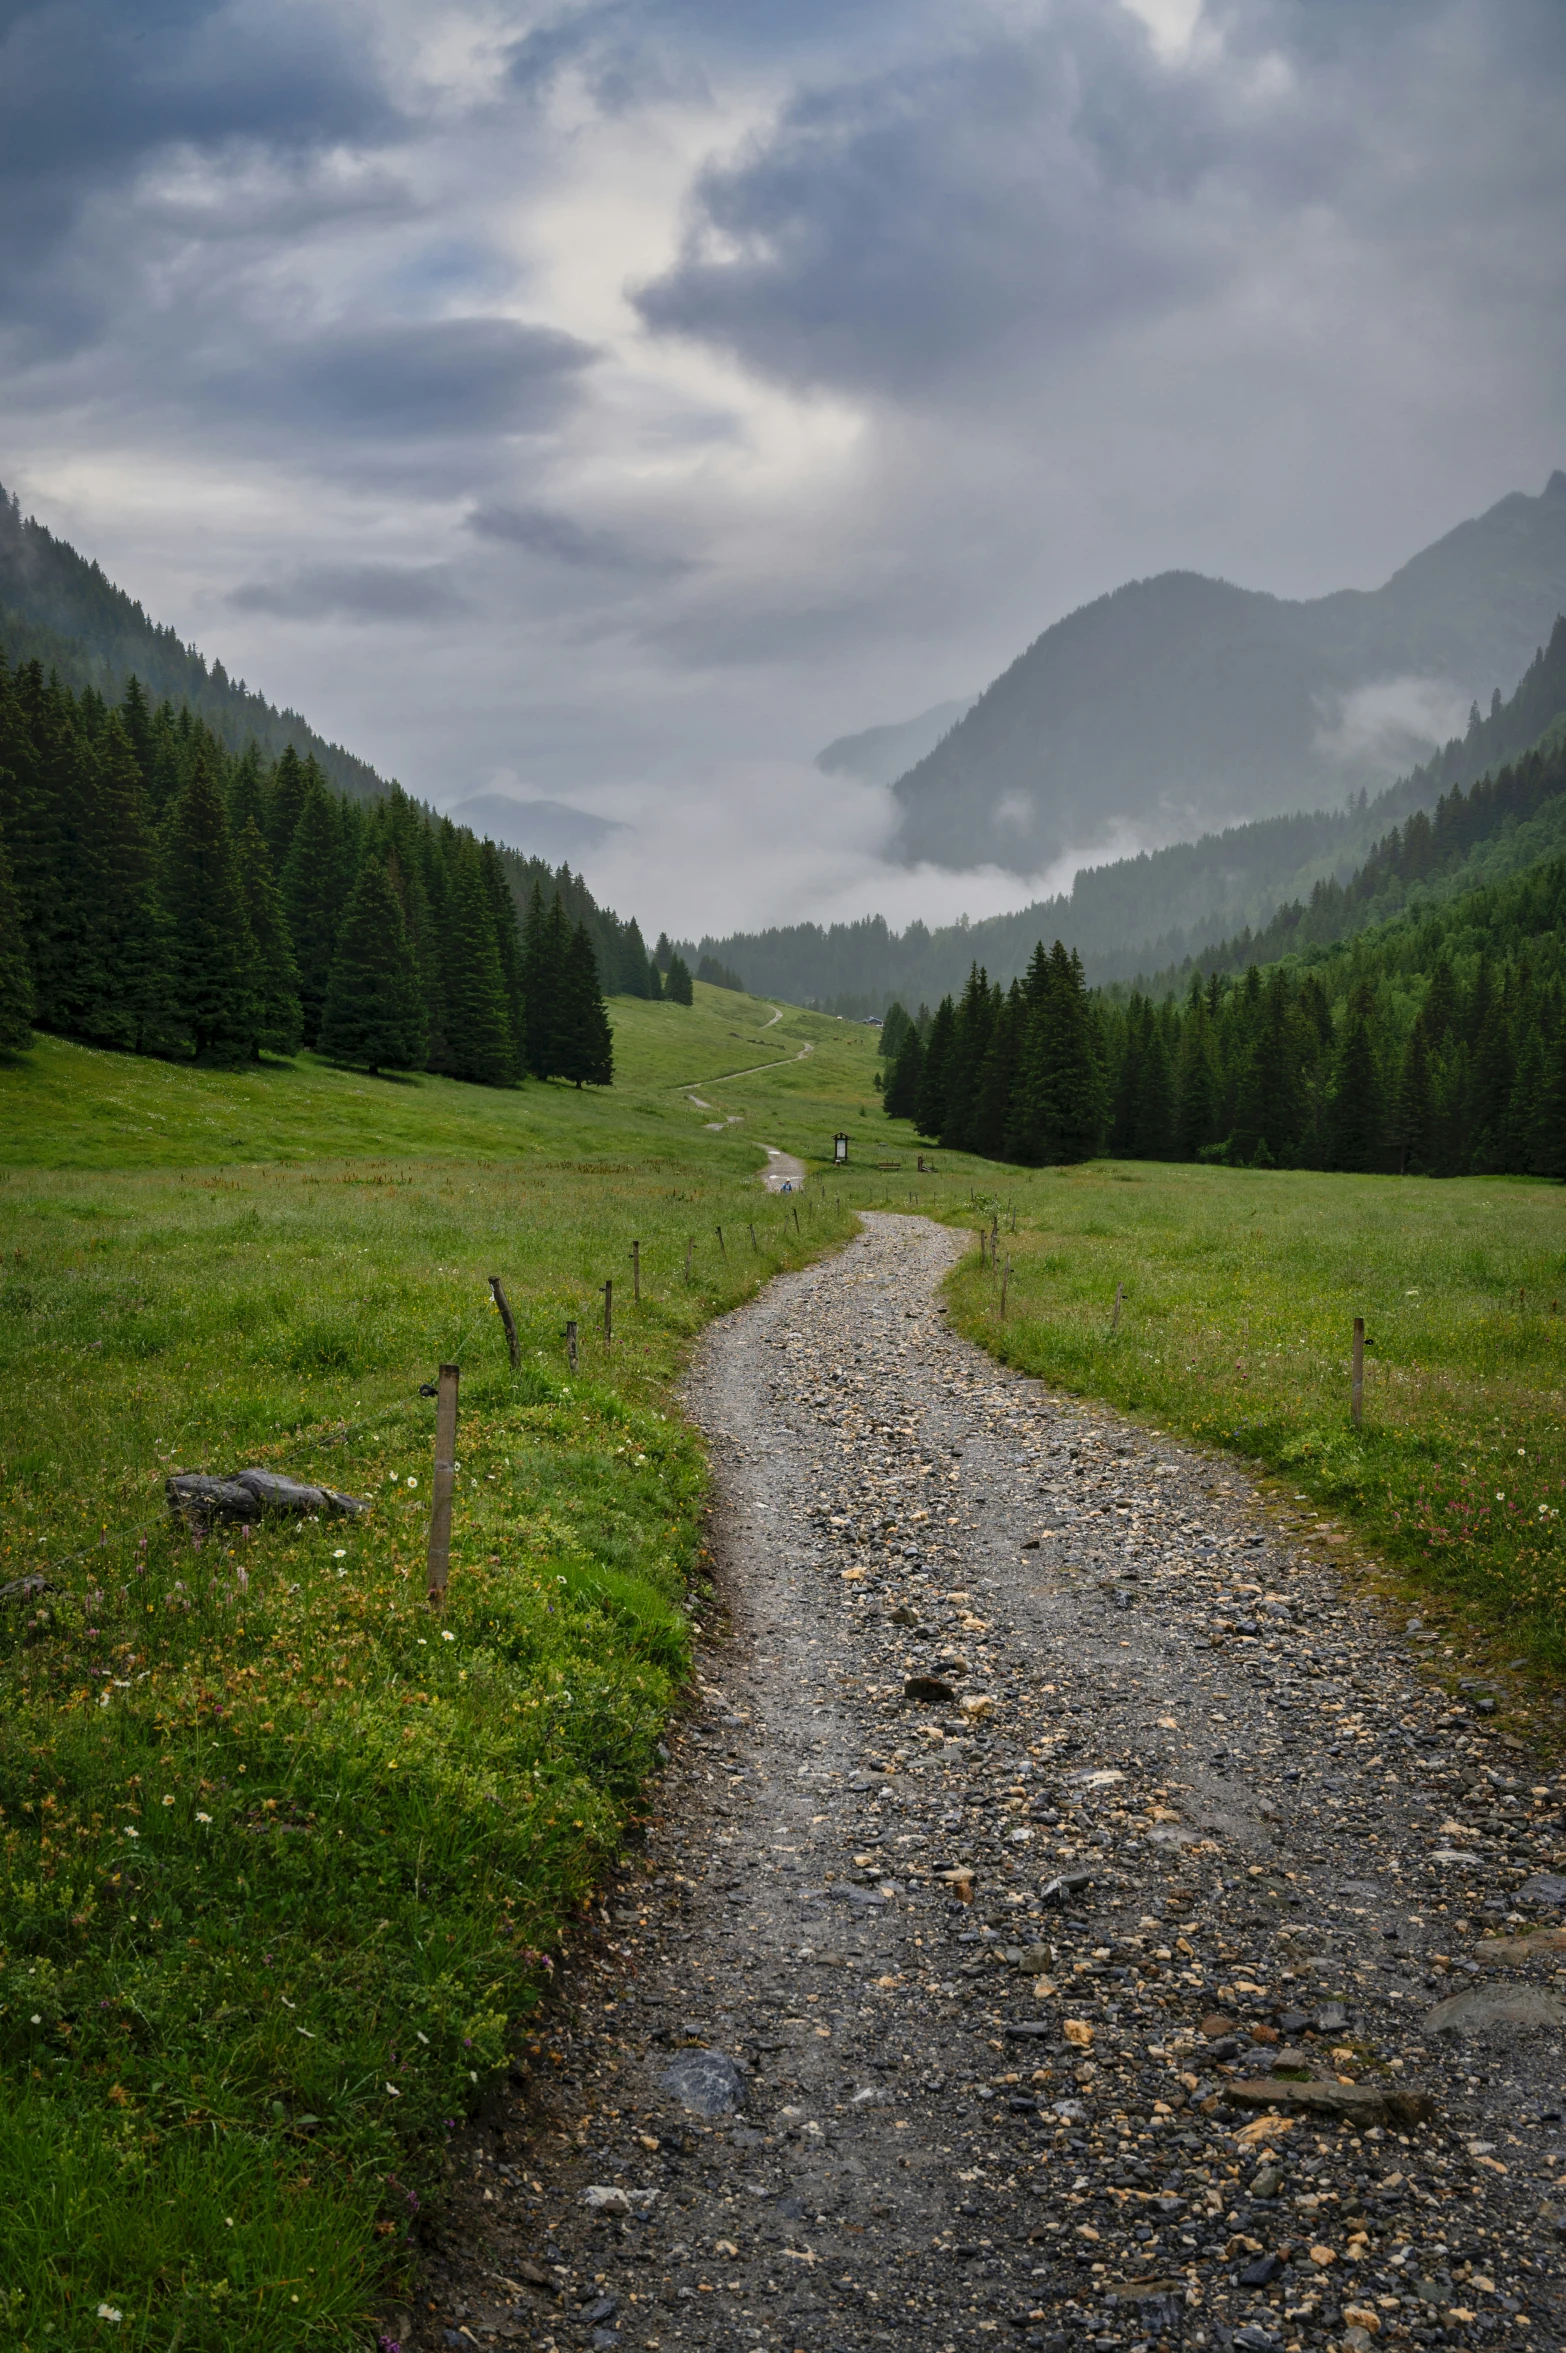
[415,1215,1566,2353]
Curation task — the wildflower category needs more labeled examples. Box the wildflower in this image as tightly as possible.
[97,2304,123,2324]
[334,1547,347,1559]
[123,1826,139,1838]
[442,1630,455,1642]
[196,1811,212,1824]
[162,1794,174,1807]
[406,1476,418,1489]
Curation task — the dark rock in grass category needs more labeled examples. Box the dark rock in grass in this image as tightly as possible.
[660,2048,747,2116]
[0,1573,51,1605]
[167,1468,369,1528]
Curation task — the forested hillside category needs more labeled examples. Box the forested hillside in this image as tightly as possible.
[691,616,1566,1009]
[0,654,667,1082]
[883,845,1566,1180]
[890,472,1566,872]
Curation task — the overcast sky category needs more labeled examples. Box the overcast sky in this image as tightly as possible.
[4,0,1564,938]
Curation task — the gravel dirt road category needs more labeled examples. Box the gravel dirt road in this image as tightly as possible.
[413,1216,1566,2353]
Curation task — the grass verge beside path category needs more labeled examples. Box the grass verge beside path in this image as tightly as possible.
[923,1158,1566,1695]
[0,991,876,2350]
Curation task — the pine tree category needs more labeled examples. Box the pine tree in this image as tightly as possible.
[556,921,614,1086]
[1175,983,1219,1157]
[441,836,515,1085]
[1393,1021,1433,1174]
[664,952,694,1006]
[266,746,311,872]
[236,817,303,1055]
[84,711,169,1052]
[161,744,257,1061]
[969,981,1023,1158]
[883,1022,924,1120]
[1327,982,1382,1171]
[646,956,663,1001]
[477,839,526,1079]
[282,774,352,1045]
[654,931,674,973]
[1133,1013,1177,1159]
[522,883,559,1075]
[914,997,956,1139]
[0,815,35,1053]
[318,858,426,1074]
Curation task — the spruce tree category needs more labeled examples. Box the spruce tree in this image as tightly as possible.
[1327,983,1381,1171]
[521,882,558,1075]
[85,711,169,1052]
[161,744,257,1061]
[0,816,35,1053]
[883,1022,924,1120]
[647,956,663,1001]
[478,838,525,1079]
[441,836,515,1085]
[1393,1021,1433,1174]
[282,775,352,1044]
[556,921,614,1086]
[969,982,1023,1158]
[266,746,311,872]
[914,996,956,1139]
[236,816,303,1055]
[318,858,426,1075]
[664,952,694,1006]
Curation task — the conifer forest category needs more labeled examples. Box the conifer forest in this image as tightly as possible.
[0,655,677,1083]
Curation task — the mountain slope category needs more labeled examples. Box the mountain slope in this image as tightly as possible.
[816,696,974,788]
[692,617,1566,1010]
[0,484,387,803]
[890,472,1566,872]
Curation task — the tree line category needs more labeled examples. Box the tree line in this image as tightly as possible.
[880,846,1566,1179]
[0,655,646,1084]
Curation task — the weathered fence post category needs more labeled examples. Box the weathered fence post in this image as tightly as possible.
[426,1363,459,1611]
[793,1204,801,1234]
[1352,1315,1365,1427]
[565,1319,578,1373]
[716,1225,727,1261]
[602,1278,613,1349]
[749,1220,759,1252]
[488,1275,519,1370]
[1111,1282,1124,1333]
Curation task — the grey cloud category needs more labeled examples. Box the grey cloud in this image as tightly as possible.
[231,318,598,441]
[467,501,691,575]
[228,564,464,622]
[636,0,1566,398]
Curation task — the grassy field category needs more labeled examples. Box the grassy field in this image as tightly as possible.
[6,988,1565,2346]
[928,1155,1566,1700]
[0,986,882,2351]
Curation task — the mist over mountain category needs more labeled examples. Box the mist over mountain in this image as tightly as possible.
[690,614,1566,1012]
[444,795,627,866]
[889,474,1566,874]
[816,697,975,789]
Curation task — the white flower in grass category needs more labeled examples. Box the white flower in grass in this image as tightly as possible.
[334,1548,347,1559]
[123,1826,139,1838]
[196,1812,212,1824]
[98,2304,123,2323]
[442,1630,455,1642]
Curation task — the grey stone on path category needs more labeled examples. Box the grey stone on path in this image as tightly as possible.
[423,1213,1566,2353]
[659,2047,747,2115]
[1426,1984,1566,2037]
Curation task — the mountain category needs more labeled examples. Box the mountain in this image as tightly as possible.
[688,616,1566,1011]
[0,483,388,803]
[889,472,1566,873]
[816,696,974,789]
[444,793,627,865]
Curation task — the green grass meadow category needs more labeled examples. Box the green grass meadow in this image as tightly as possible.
[930,1156,1566,1686]
[0,987,879,2350]
[4,987,1566,2347]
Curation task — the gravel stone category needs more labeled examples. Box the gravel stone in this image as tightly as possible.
[414,1214,1566,2352]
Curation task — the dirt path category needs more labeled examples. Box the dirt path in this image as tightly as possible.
[761,1148,807,1192]
[414,1215,1566,2353]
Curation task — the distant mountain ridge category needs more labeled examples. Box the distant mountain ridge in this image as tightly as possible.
[0,484,388,804]
[889,473,1566,873]
[816,696,975,789]
[688,616,1566,1012]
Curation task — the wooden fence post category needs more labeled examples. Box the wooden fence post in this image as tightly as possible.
[602,1278,613,1349]
[426,1363,459,1610]
[793,1204,801,1234]
[716,1225,727,1260]
[1352,1315,1364,1427]
[631,1240,641,1303]
[488,1275,519,1370]
[565,1319,578,1373]
[1111,1282,1124,1332]
[749,1220,759,1252]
